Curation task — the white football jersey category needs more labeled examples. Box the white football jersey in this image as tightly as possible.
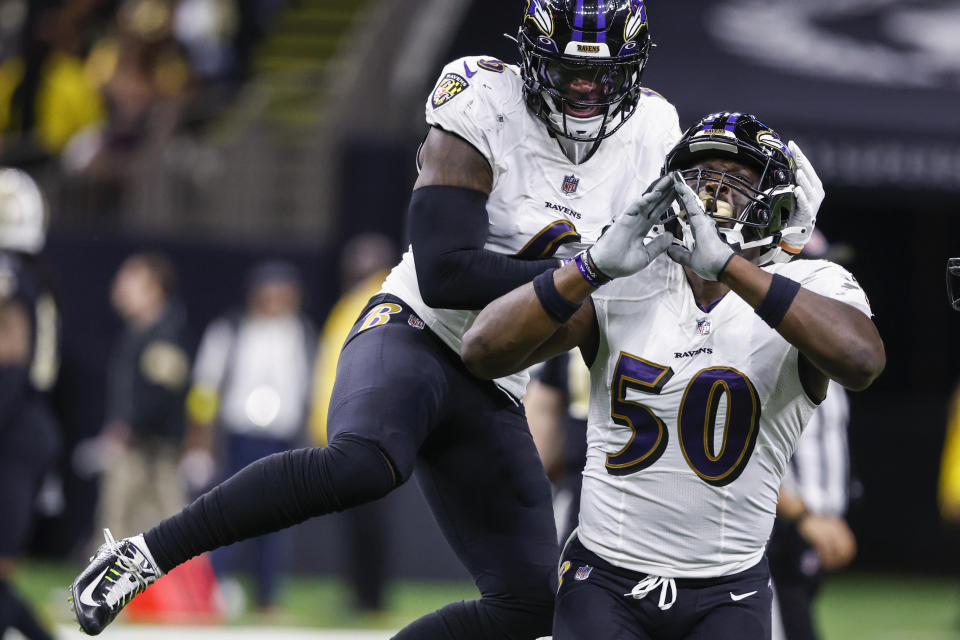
[577,257,872,578]
[382,56,681,399]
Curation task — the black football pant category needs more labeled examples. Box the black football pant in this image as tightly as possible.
[146,295,558,639]
[554,535,773,640]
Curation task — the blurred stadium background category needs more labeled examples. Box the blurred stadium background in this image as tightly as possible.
[4,0,960,638]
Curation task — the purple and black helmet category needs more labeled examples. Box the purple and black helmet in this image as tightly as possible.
[519,0,652,146]
[664,112,798,254]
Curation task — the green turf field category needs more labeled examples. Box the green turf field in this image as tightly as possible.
[16,560,960,638]
[816,574,960,639]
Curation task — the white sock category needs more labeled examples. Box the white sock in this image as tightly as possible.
[129,534,163,576]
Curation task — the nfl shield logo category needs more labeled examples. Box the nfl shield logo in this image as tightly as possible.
[562,175,580,194]
[574,565,593,581]
[696,319,711,336]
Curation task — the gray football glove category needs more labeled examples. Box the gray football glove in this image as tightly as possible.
[666,172,736,281]
[773,140,824,262]
[587,173,676,280]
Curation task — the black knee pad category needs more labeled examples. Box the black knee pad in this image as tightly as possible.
[319,434,398,510]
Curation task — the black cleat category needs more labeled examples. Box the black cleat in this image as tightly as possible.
[70,529,162,635]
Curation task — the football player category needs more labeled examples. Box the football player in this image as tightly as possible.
[0,168,60,640]
[461,112,885,640]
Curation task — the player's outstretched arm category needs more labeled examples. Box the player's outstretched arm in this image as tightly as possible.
[667,176,885,396]
[408,127,559,310]
[461,264,597,379]
[722,256,884,394]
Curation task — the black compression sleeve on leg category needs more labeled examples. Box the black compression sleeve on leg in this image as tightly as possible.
[409,186,558,310]
[144,434,396,573]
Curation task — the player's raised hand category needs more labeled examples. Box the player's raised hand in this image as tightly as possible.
[774,141,824,262]
[586,173,675,280]
[666,172,735,281]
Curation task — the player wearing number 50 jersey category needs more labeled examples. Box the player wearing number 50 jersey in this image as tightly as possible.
[70,2,681,638]
[462,112,886,639]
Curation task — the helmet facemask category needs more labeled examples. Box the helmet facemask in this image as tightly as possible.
[663,166,796,265]
[661,112,799,265]
[520,38,646,144]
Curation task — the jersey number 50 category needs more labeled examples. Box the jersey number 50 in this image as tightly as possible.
[605,352,761,487]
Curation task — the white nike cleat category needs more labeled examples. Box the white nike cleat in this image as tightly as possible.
[69,529,162,635]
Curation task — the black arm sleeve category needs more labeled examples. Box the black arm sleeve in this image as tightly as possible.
[409,185,559,310]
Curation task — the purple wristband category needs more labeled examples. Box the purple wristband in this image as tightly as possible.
[573,251,611,289]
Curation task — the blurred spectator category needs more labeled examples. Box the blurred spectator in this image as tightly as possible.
[0,168,60,640]
[940,255,960,526]
[309,233,395,613]
[65,0,193,182]
[940,383,960,525]
[95,252,191,539]
[939,256,960,526]
[524,351,589,543]
[186,260,316,613]
[0,0,105,163]
[770,231,858,640]
[173,0,239,85]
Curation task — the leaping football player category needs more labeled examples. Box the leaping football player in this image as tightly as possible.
[462,112,885,640]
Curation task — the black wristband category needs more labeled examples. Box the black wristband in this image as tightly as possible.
[755,273,801,328]
[533,269,580,324]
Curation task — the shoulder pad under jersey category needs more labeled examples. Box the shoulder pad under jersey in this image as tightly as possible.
[424,55,524,164]
[774,259,872,317]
